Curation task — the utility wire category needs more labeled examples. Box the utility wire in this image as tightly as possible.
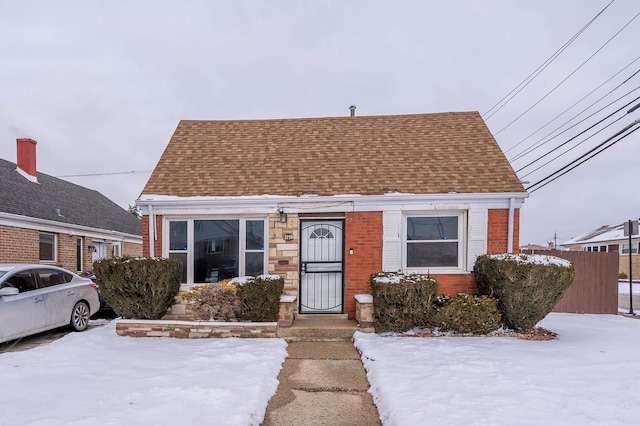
[482,0,615,120]
[519,113,625,178]
[58,170,153,178]
[505,55,640,156]
[494,10,640,136]
[510,84,640,163]
[528,125,640,193]
[516,94,640,174]
[526,118,640,192]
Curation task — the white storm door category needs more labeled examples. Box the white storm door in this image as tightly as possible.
[299,220,344,314]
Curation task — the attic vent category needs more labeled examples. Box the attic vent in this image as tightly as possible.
[349,105,356,117]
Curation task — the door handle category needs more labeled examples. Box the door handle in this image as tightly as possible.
[300,263,306,276]
[67,290,76,296]
[33,296,44,303]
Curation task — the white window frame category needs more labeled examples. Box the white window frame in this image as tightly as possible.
[621,243,638,254]
[39,232,57,263]
[164,217,268,286]
[402,211,466,273]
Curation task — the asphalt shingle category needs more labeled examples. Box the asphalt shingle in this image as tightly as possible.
[142,112,524,197]
[0,158,142,236]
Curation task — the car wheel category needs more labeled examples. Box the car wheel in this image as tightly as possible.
[70,301,90,331]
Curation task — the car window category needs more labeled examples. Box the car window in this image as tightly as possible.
[4,271,38,292]
[0,271,6,279]
[37,269,73,288]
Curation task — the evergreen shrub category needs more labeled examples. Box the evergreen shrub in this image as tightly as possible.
[234,275,285,322]
[474,253,575,330]
[370,272,439,333]
[93,257,182,319]
[434,293,501,334]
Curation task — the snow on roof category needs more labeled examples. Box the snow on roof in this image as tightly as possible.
[562,223,633,246]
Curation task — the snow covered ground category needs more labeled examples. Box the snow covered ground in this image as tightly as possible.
[618,280,640,295]
[2,314,639,425]
[354,313,640,425]
[0,320,287,426]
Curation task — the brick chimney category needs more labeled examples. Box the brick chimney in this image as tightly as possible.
[16,138,38,183]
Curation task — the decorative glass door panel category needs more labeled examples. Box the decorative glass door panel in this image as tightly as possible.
[299,220,344,313]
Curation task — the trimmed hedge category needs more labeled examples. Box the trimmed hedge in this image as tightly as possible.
[474,254,575,330]
[370,272,439,332]
[234,275,285,322]
[93,257,182,320]
[434,294,501,334]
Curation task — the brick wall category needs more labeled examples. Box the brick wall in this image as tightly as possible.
[619,254,640,280]
[123,241,143,258]
[142,214,163,257]
[0,225,39,263]
[487,208,520,254]
[344,211,383,319]
[1,224,141,271]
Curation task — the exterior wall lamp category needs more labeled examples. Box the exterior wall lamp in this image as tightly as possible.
[87,245,97,253]
[278,208,287,223]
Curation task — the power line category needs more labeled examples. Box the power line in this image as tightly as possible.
[482,0,615,120]
[509,73,640,162]
[505,55,640,157]
[516,94,640,174]
[58,170,153,178]
[526,118,640,192]
[494,9,640,136]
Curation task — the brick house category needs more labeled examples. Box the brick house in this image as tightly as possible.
[562,222,640,279]
[0,138,143,272]
[137,111,527,319]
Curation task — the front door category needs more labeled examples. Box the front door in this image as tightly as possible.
[299,220,344,314]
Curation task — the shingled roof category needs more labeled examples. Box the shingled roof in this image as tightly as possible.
[142,112,524,198]
[0,158,142,236]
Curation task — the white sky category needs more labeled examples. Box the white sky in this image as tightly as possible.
[2,313,639,424]
[1,0,639,245]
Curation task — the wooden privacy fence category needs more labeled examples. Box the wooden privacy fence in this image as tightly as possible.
[550,251,619,314]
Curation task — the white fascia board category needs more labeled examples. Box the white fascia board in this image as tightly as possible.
[0,212,142,243]
[137,192,528,215]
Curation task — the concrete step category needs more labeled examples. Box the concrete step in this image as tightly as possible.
[277,316,374,341]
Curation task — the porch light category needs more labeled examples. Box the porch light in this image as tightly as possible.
[278,208,287,223]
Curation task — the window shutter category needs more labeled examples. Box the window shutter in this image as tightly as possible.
[467,209,487,272]
[382,211,402,272]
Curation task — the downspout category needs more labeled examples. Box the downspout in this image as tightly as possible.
[507,197,515,253]
[148,205,155,258]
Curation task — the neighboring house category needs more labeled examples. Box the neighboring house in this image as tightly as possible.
[137,111,527,319]
[0,138,143,272]
[562,222,640,279]
[520,243,555,253]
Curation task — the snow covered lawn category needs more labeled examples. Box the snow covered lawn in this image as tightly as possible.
[355,313,640,425]
[0,320,287,426]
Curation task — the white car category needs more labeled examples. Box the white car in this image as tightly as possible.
[0,264,101,344]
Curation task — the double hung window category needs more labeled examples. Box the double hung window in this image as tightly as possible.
[405,214,463,270]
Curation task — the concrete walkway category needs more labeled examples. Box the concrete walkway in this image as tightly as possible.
[263,319,381,425]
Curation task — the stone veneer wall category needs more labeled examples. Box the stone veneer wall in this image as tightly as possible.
[116,320,277,338]
[268,213,299,299]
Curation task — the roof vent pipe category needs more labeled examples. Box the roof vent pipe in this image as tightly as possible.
[349,105,356,117]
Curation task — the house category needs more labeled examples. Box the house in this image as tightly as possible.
[520,243,555,253]
[137,111,527,319]
[562,222,640,279]
[0,138,143,272]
